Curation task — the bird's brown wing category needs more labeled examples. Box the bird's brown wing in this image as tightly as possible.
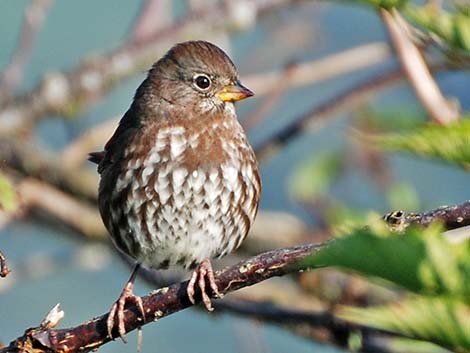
[88,106,143,174]
[88,151,105,165]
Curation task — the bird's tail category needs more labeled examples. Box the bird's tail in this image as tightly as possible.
[88,151,105,165]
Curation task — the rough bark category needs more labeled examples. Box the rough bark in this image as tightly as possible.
[0,244,320,353]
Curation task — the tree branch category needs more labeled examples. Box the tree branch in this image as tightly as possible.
[254,60,450,163]
[384,200,470,234]
[380,8,459,124]
[0,138,98,202]
[0,244,320,353]
[129,0,172,45]
[254,66,407,162]
[0,0,53,100]
[244,42,390,98]
[215,299,400,350]
[17,178,106,238]
[53,43,394,171]
[3,199,470,352]
[0,248,11,278]
[0,0,291,136]
[59,118,118,170]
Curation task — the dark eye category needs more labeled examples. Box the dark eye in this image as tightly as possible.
[194,74,211,90]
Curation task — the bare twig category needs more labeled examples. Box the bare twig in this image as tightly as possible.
[55,44,394,169]
[384,200,470,234]
[55,43,395,171]
[0,138,98,201]
[380,9,459,124]
[1,243,321,353]
[130,0,172,44]
[254,61,449,163]
[0,62,455,243]
[3,198,470,351]
[40,304,64,329]
[242,61,298,131]
[0,169,105,237]
[244,42,390,97]
[0,0,53,99]
[254,67,407,162]
[0,0,291,136]
[0,249,11,278]
[59,118,118,170]
[0,39,390,137]
[216,299,398,352]
[17,178,106,238]
[351,116,393,191]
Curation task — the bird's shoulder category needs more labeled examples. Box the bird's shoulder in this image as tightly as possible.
[89,106,145,174]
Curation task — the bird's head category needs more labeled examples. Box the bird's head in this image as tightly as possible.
[143,41,253,117]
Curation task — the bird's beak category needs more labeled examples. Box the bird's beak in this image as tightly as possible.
[216,81,254,102]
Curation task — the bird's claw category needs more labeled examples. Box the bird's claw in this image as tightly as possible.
[187,259,222,311]
[107,281,145,343]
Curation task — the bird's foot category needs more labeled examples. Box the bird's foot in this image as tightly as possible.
[107,280,145,343]
[187,259,223,311]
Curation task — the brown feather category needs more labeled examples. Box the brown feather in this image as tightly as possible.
[88,151,105,165]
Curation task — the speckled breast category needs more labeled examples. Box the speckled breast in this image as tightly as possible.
[100,117,261,270]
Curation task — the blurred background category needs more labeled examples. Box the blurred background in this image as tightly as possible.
[0,1,469,352]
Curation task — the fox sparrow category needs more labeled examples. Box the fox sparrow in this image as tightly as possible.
[90,40,261,341]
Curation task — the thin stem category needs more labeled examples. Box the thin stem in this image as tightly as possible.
[1,244,319,353]
[0,248,11,278]
[0,0,53,100]
[380,9,459,124]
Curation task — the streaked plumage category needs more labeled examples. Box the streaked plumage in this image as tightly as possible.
[91,41,260,341]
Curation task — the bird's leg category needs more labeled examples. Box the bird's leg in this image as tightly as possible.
[107,264,145,343]
[187,258,223,311]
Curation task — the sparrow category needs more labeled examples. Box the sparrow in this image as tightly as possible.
[90,40,261,341]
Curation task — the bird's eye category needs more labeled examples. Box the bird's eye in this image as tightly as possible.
[194,74,211,90]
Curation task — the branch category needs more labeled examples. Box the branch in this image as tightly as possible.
[0,0,53,100]
[4,200,470,352]
[0,248,11,278]
[242,61,298,130]
[55,43,393,169]
[380,8,459,124]
[215,299,399,352]
[17,178,106,238]
[0,244,320,353]
[1,63,449,202]
[0,0,291,136]
[129,0,172,45]
[384,200,470,234]
[254,66,406,162]
[0,169,104,237]
[254,60,451,163]
[244,42,390,97]
[0,138,98,201]
[59,118,118,170]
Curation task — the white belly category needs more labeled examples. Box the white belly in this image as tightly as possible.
[121,164,258,269]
